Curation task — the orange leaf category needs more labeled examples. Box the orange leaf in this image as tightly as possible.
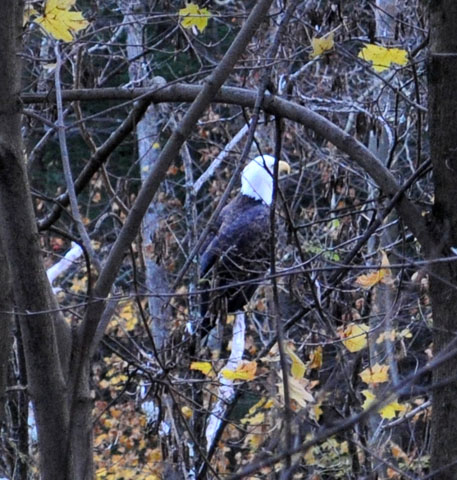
[222,361,257,381]
[355,270,385,289]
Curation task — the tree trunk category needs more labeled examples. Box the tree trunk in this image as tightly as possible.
[120,0,171,351]
[429,2,457,477]
[0,2,72,479]
[0,243,13,424]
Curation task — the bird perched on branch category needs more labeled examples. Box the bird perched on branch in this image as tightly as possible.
[199,154,290,334]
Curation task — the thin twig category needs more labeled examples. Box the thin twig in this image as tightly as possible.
[54,43,101,271]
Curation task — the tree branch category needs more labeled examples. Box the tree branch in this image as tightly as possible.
[28,84,431,249]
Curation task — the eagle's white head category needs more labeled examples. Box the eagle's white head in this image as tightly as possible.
[241,155,290,205]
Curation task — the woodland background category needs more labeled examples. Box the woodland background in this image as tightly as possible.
[1,0,456,479]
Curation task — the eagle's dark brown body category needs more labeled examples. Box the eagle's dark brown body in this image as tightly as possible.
[199,194,271,326]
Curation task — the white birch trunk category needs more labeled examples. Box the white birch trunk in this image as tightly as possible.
[120,0,170,351]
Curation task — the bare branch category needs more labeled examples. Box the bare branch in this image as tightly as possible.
[28,84,431,249]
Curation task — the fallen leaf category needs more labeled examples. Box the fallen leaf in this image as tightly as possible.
[358,43,408,72]
[35,0,89,42]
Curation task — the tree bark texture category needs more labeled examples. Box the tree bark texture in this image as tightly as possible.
[0,2,72,479]
[121,0,171,351]
[0,241,13,425]
[429,1,457,478]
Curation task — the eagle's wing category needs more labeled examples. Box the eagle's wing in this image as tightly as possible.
[200,199,270,278]
[199,197,270,329]
[199,214,226,277]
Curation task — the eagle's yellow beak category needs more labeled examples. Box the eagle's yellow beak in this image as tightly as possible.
[278,160,291,176]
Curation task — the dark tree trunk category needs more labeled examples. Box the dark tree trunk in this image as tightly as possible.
[0,2,73,479]
[0,243,13,424]
[429,2,457,477]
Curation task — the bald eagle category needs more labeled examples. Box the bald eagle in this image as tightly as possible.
[199,155,290,333]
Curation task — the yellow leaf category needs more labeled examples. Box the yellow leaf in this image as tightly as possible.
[310,32,334,58]
[361,389,376,410]
[376,330,397,344]
[312,402,323,421]
[70,276,86,293]
[241,411,265,426]
[190,361,213,376]
[380,250,394,284]
[360,363,390,384]
[145,448,162,463]
[277,373,314,409]
[110,373,127,386]
[358,43,408,72]
[247,397,271,416]
[285,343,306,379]
[400,328,412,338]
[248,433,263,449]
[379,399,407,420]
[119,301,137,331]
[35,0,89,42]
[222,360,257,381]
[179,3,211,33]
[355,270,385,289]
[181,406,193,419]
[309,346,323,369]
[362,390,407,419]
[340,323,369,352]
